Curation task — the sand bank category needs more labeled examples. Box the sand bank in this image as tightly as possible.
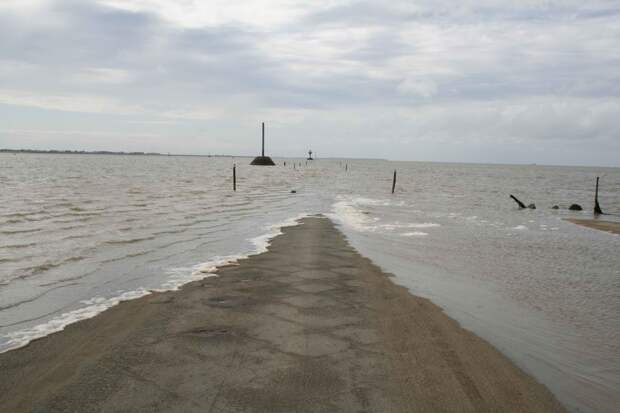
[0,217,565,412]
[566,218,620,235]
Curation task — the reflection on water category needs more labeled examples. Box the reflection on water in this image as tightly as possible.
[1,153,619,412]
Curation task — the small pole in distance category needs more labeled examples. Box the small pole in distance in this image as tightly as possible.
[233,164,236,191]
[392,170,397,194]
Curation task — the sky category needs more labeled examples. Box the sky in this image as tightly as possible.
[0,0,619,166]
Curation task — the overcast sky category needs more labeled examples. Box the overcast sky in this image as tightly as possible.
[1,0,619,165]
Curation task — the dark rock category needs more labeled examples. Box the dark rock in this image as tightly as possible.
[551,205,559,210]
[569,204,583,211]
[290,190,297,194]
[527,203,536,209]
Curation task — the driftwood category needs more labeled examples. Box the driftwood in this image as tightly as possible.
[594,177,603,214]
[510,194,526,209]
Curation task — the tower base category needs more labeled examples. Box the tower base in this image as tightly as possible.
[250,156,275,166]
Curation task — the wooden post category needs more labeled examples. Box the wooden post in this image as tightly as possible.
[233,164,236,191]
[391,170,397,194]
[594,176,603,214]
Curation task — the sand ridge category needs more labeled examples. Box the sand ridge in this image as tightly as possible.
[566,218,620,235]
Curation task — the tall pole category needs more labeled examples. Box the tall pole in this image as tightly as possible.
[261,122,265,157]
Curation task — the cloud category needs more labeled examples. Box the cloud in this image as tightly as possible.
[0,0,618,165]
[0,0,50,13]
[0,89,145,114]
[397,78,437,98]
[97,0,336,28]
[72,68,134,85]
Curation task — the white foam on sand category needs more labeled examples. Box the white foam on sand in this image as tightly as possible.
[349,197,395,207]
[380,223,439,231]
[0,213,310,354]
[170,212,310,288]
[328,197,438,234]
[513,225,528,230]
[401,231,429,237]
[2,288,151,353]
[328,200,379,232]
[405,223,440,228]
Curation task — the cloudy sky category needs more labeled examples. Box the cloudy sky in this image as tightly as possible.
[1,0,619,165]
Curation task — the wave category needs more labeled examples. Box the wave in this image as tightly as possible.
[1,211,46,219]
[104,236,157,245]
[404,223,440,228]
[0,213,309,354]
[0,283,79,311]
[0,228,42,235]
[3,218,25,224]
[60,233,91,241]
[156,213,310,291]
[0,256,34,264]
[0,289,152,353]
[152,228,185,236]
[0,242,37,250]
[401,231,429,237]
[17,256,86,278]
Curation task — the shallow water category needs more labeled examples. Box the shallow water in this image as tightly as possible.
[1,153,618,412]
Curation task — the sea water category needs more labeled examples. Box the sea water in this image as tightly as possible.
[1,153,618,412]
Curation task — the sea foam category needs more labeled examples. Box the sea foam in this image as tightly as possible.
[328,197,438,234]
[2,289,151,353]
[401,231,429,237]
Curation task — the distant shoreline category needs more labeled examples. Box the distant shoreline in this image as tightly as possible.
[3,149,617,166]
[0,149,234,157]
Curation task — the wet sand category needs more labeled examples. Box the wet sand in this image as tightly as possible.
[0,216,565,412]
[566,218,620,235]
